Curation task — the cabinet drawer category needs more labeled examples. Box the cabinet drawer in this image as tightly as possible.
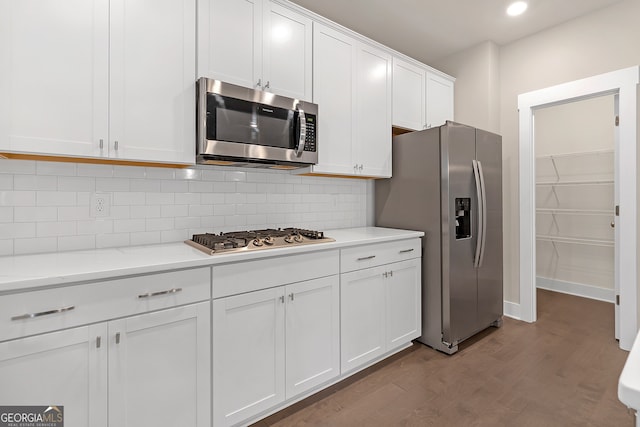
[213,250,339,299]
[340,238,421,273]
[0,267,210,342]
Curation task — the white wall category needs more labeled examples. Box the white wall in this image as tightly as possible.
[436,0,640,304]
[0,159,368,256]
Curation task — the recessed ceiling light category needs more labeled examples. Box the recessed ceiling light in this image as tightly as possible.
[507,1,528,16]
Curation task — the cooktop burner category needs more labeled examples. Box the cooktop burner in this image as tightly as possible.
[186,228,335,255]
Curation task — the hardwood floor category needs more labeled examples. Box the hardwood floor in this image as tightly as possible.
[255,289,634,426]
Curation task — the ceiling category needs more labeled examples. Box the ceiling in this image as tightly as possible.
[288,0,625,64]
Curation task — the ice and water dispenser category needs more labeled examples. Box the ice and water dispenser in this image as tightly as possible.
[455,198,471,239]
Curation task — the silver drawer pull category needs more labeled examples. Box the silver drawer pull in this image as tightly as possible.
[357,255,376,261]
[399,249,415,254]
[11,305,75,321]
[137,288,182,299]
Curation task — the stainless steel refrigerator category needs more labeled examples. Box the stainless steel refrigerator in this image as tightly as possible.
[375,121,503,354]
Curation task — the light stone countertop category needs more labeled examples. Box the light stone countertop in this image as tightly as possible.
[0,227,423,293]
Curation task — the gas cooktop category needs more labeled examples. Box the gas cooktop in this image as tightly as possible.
[186,228,335,255]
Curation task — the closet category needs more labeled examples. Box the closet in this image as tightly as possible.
[534,95,615,303]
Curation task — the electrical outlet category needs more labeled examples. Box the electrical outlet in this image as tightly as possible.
[90,192,111,218]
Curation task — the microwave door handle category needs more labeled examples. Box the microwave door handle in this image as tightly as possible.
[295,108,306,157]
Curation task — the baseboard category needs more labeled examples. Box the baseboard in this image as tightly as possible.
[536,276,615,303]
[503,301,521,320]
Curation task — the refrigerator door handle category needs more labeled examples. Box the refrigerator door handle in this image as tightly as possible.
[472,160,483,268]
[477,160,488,267]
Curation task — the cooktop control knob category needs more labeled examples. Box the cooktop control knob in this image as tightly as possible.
[252,238,263,247]
[263,236,275,245]
[293,234,303,243]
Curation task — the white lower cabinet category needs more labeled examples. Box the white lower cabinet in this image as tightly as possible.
[213,275,340,426]
[340,242,422,374]
[0,324,108,427]
[0,302,210,427]
[108,303,211,427]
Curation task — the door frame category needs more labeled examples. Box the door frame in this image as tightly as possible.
[518,66,639,350]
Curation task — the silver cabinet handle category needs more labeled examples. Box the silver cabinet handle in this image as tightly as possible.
[264,80,270,89]
[389,270,393,277]
[357,255,376,261]
[115,332,121,344]
[279,295,285,303]
[11,305,75,321]
[137,288,182,299]
[96,336,102,348]
[399,248,414,254]
[289,293,294,301]
[256,78,262,88]
[383,272,388,278]
[114,140,119,150]
[359,164,363,171]
[295,107,306,157]
[99,139,104,149]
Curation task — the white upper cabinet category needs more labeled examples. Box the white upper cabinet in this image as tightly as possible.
[198,0,312,101]
[426,71,454,129]
[311,22,356,176]
[392,58,426,131]
[393,57,455,131]
[0,0,109,158]
[355,44,392,178]
[0,0,195,164]
[109,0,196,164]
[310,22,391,178]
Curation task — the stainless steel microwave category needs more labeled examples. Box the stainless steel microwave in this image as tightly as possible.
[196,78,318,169]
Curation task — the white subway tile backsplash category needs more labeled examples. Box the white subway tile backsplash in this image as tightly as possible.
[36,161,76,176]
[0,159,36,175]
[37,221,76,237]
[14,237,57,254]
[37,191,76,206]
[175,168,202,180]
[146,217,174,231]
[0,207,13,222]
[77,163,114,177]
[145,167,175,180]
[0,175,13,190]
[0,191,36,206]
[96,178,130,192]
[114,219,146,233]
[130,231,162,246]
[96,233,130,248]
[0,222,36,239]
[77,219,114,235]
[58,235,96,251]
[14,207,57,223]
[0,239,13,256]
[57,206,90,221]
[14,175,58,191]
[0,160,368,256]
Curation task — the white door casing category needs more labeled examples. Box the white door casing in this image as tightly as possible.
[518,66,639,351]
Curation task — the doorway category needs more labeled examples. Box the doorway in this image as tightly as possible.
[533,95,617,337]
[517,66,639,351]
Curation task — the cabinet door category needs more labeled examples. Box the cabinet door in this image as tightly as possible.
[213,287,285,427]
[262,2,312,101]
[198,0,262,89]
[386,259,421,349]
[341,265,386,373]
[355,43,392,178]
[108,302,210,427]
[0,0,108,157]
[426,71,454,129]
[392,58,427,131]
[285,275,340,398]
[0,325,107,427]
[110,0,196,164]
[311,23,356,176]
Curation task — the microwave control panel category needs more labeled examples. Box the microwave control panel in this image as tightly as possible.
[304,114,317,152]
